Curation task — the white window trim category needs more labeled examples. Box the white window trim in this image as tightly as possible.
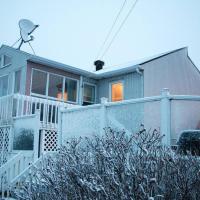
[0,54,12,68]
[83,82,97,104]
[0,74,9,97]
[30,68,79,104]
[109,80,124,102]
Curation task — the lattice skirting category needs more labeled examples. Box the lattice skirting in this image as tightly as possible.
[0,126,11,167]
[40,129,58,153]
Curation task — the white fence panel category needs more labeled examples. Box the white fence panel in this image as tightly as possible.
[62,105,102,140]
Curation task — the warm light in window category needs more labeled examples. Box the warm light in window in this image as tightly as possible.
[111,82,123,102]
[57,92,62,100]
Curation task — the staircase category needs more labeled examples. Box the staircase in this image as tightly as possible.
[0,151,33,199]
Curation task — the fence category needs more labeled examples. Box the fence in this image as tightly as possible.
[61,89,200,146]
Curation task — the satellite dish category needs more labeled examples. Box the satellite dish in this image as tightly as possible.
[17,19,39,50]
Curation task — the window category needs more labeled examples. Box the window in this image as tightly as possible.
[48,74,63,99]
[0,75,8,97]
[64,79,77,102]
[31,69,78,103]
[14,70,21,93]
[111,81,123,102]
[0,55,12,68]
[31,69,47,95]
[83,84,95,105]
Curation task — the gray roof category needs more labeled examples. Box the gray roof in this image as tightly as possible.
[0,45,187,79]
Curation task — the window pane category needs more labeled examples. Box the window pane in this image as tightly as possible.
[111,82,123,102]
[64,79,77,102]
[31,70,47,95]
[14,70,21,93]
[0,75,8,97]
[83,84,95,103]
[3,55,11,66]
[48,74,63,99]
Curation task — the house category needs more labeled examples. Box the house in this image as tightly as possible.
[1,44,200,197]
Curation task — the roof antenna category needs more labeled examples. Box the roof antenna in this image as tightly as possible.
[12,19,39,54]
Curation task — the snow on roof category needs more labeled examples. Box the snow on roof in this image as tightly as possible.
[0,45,187,79]
[94,47,187,78]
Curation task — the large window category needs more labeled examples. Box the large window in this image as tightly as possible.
[31,70,47,95]
[0,75,8,97]
[83,84,96,105]
[31,69,78,103]
[14,70,21,93]
[111,81,123,102]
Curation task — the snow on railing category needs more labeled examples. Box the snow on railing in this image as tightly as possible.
[0,151,34,198]
[0,94,77,127]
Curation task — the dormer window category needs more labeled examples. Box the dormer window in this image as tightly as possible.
[0,55,12,68]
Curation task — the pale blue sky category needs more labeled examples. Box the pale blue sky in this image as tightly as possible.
[0,0,200,71]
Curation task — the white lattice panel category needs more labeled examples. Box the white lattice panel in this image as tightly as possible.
[0,126,10,166]
[42,129,58,152]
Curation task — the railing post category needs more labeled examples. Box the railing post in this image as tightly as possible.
[57,107,63,148]
[34,109,40,161]
[161,88,171,145]
[100,97,108,135]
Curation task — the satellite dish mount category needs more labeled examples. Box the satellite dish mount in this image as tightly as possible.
[12,19,39,54]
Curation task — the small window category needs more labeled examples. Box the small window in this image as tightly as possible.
[14,70,21,93]
[64,79,77,102]
[48,74,63,99]
[31,69,47,95]
[0,55,12,68]
[83,84,95,105]
[0,75,9,97]
[111,81,123,102]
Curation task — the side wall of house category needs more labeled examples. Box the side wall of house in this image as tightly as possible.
[97,72,143,103]
[142,48,200,96]
[0,46,29,95]
[142,48,200,143]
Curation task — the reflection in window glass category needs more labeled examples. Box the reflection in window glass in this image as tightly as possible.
[0,75,8,97]
[14,70,21,93]
[31,70,47,95]
[83,84,95,104]
[64,79,77,102]
[48,74,63,99]
[111,82,123,102]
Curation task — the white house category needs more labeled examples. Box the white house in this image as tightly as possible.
[1,44,200,197]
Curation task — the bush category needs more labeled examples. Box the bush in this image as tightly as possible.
[13,126,200,200]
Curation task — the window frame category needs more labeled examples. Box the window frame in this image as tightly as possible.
[0,54,12,68]
[0,74,9,97]
[109,80,124,102]
[83,82,96,104]
[30,68,79,104]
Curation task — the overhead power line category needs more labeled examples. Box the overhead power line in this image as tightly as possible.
[96,0,127,60]
[100,0,139,59]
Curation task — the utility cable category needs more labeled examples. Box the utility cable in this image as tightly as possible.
[100,0,139,59]
[96,0,128,60]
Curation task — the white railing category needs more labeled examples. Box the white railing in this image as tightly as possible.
[0,151,34,198]
[0,94,77,128]
[61,89,200,146]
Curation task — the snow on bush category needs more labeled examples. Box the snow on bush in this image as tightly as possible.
[13,126,200,200]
